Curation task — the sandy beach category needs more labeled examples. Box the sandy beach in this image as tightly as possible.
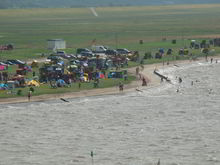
[0,57,215,104]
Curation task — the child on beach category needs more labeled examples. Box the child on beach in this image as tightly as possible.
[119,82,124,91]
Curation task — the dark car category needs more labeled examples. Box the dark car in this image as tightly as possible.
[7,59,25,65]
[155,52,162,59]
[0,62,8,66]
[76,48,92,55]
[166,48,172,55]
[47,55,62,61]
[56,50,66,56]
[4,61,14,65]
[59,53,75,59]
[79,51,95,58]
[105,49,118,56]
[116,48,131,55]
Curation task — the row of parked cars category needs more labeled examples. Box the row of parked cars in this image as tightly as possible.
[0,59,25,66]
[48,46,132,60]
[76,46,132,57]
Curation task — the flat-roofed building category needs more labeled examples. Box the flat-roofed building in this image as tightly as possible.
[47,39,66,50]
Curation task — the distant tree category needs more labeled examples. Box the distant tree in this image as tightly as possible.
[144,52,152,59]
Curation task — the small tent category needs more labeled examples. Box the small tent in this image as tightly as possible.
[56,79,66,87]
[27,80,40,87]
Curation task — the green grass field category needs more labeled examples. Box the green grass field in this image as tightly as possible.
[0,4,220,60]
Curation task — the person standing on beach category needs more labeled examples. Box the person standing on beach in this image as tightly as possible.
[28,91,31,101]
[119,82,124,92]
[136,67,139,75]
[142,77,147,86]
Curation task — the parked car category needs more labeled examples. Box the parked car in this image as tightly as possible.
[166,48,172,55]
[105,49,118,56]
[76,48,92,55]
[4,61,14,65]
[7,59,25,65]
[116,48,132,55]
[0,62,8,66]
[70,60,80,65]
[56,50,66,56]
[79,51,95,58]
[155,52,162,59]
[68,54,77,59]
[47,55,62,61]
[91,45,107,53]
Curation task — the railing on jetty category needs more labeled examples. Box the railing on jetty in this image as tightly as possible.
[153,70,171,82]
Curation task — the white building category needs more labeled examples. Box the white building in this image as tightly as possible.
[47,39,66,50]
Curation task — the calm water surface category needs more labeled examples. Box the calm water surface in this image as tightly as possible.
[0,61,220,165]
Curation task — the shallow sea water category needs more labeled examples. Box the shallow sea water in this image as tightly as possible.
[0,61,220,165]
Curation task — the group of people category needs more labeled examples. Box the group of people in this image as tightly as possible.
[210,58,218,64]
[206,57,218,64]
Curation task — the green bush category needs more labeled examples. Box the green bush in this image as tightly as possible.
[176,56,180,60]
[172,40,176,44]
[144,52,152,59]
[201,40,206,45]
[17,90,22,96]
[30,87,34,93]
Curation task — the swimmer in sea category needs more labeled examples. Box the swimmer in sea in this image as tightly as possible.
[179,77,182,83]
